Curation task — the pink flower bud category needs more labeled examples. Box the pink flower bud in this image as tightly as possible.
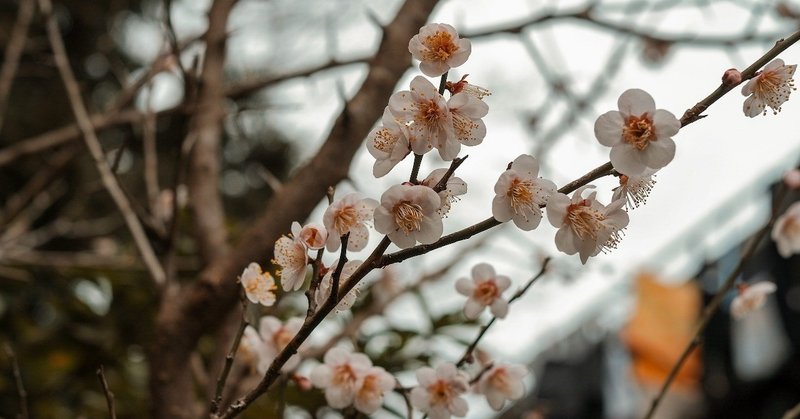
[722,68,742,86]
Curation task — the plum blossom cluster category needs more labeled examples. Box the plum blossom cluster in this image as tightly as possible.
[310,347,395,415]
[239,316,304,374]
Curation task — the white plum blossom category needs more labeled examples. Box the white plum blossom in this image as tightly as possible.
[408,23,471,77]
[421,168,467,217]
[239,262,277,306]
[731,282,777,319]
[446,75,491,100]
[353,366,396,415]
[492,154,556,231]
[455,263,511,319]
[374,184,443,249]
[447,92,489,157]
[292,221,327,250]
[367,107,412,177]
[546,186,630,264]
[323,193,378,252]
[314,259,362,311]
[238,326,268,373]
[410,363,470,419]
[594,89,680,176]
[611,172,657,209]
[772,201,800,258]
[273,235,308,291]
[742,58,797,117]
[388,76,454,159]
[478,363,528,411]
[310,346,372,409]
[259,316,304,372]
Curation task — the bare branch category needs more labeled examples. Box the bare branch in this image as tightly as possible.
[0,0,36,133]
[4,343,28,419]
[96,366,117,419]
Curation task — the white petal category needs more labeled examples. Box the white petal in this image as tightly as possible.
[594,111,624,146]
[512,209,543,231]
[653,109,680,138]
[511,154,539,176]
[463,299,484,319]
[471,263,495,281]
[743,95,765,118]
[490,299,509,318]
[416,216,443,244]
[492,195,513,222]
[546,193,570,227]
[455,277,475,296]
[310,365,333,388]
[641,137,676,170]
[617,88,656,116]
[610,143,649,176]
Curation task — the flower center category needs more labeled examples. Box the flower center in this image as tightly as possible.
[417,99,444,127]
[566,200,604,240]
[474,280,500,305]
[334,206,358,234]
[755,69,796,110]
[393,201,425,234]
[332,364,358,388]
[429,380,455,406]
[451,111,480,142]
[422,31,458,62]
[358,374,380,399]
[373,127,398,153]
[508,178,537,215]
[782,216,800,237]
[300,228,324,248]
[273,328,293,350]
[622,114,656,151]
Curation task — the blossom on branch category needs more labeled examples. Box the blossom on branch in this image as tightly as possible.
[389,76,455,159]
[353,366,395,414]
[546,186,629,264]
[594,88,680,176]
[274,235,309,291]
[367,107,413,177]
[238,316,305,374]
[421,168,467,217]
[772,201,800,258]
[446,75,491,100]
[408,23,471,77]
[611,172,656,209]
[239,262,277,306]
[455,263,511,319]
[292,221,327,250]
[731,282,777,319]
[492,154,555,231]
[374,184,443,249]
[323,193,378,252]
[314,259,362,311]
[410,363,470,419]
[310,346,372,409]
[448,91,489,154]
[477,363,528,411]
[742,58,797,117]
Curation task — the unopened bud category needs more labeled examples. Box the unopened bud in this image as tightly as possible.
[722,68,742,86]
[292,374,313,391]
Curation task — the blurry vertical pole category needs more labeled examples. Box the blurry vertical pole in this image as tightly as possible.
[149,0,441,418]
[150,0,237,418]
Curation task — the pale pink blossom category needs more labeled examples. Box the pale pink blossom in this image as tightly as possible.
[546,186,630,264]
[421,168,467,217]
[447,91,489,156]
[742,58,797,117]
[611,172,656,209]
[323,193,378,252]
[353,366,396,415]
[772,201,800,258]
[238,326,267,373]
[366,107,412,177]
[492,154,556,231]
[314,259,362,311]
[374,184,443,249]
[259,316,304,372]
[410,363,470,419]
[478,363,528,411]
[292,221,327,250]
[310,346,372,409]
[408,23,471,77]
[239,262,277,306]
[388,76,454,159]
[446,75,491,100]
[594,89,680,176]
[731,282,777,319]
[273,235,308,291]
[455,263,511,319]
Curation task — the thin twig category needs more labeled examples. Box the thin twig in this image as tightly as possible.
[210,302,249,415]
[643,184,791,419]
[38,0,167,286]
[783,401,800,419]
[0,0,36,133]
[96,365,117,419]
[456,258,550,367]
[4,343,28,419]
[432,156,468,193]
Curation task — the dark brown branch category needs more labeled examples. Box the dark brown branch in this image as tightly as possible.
[210,303,248,416]
[0,0,36,133]
[96,366,117,419]
[4,343,28,419]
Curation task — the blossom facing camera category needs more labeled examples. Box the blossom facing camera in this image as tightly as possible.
[546,186,630,264]
[742,58,797,117]
[367,107,412,177]
[353,366,395,415]
[772,201,800,258]
[310,346,372,409]
[388,76,455,160]
[594,89,680,176]
[455,263,511,319]
[492,154,556,231]
[409,23,471,77]
[478,363,528,411]
[731,282,777,319]
[273,235,308,292]
[410,363,470,419]
[374,184,443,249]
[239,262,277,306]
[323,193,378,252]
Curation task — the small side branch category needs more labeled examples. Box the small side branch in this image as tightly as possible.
[4,343,28,419]
[210,304,249,415]
[96,366,117,419]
